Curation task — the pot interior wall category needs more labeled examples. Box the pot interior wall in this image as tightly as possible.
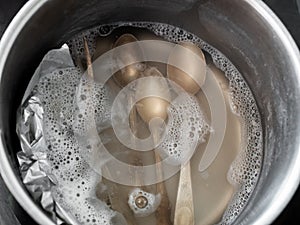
[1,0,300,224]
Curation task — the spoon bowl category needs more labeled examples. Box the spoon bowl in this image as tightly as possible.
[113,33,145,87]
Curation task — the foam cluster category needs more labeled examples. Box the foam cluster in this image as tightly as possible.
[128,188,161,217]
[158,93,210,165]
[72,74,111,135]
[67,31,98,66]
[36,68,115,225]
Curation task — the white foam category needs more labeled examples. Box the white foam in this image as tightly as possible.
[36,68,116,225]
[128,188,161,217]
[158,93,210,165]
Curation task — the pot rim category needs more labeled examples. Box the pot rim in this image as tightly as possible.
[239,1,300,224]
[0,0,55,223]
[0,0,300,225]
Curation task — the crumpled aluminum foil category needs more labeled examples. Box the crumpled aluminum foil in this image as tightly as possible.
[16,47,79,225]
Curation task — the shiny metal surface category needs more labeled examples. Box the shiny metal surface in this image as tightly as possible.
[0,0,300,225]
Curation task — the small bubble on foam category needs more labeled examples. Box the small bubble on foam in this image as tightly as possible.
[98,25,116,36]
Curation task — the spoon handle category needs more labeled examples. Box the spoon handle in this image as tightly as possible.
[83,38,94,79]
[174,161,194,225]
[152,132,172,225]
[154,152,172,225]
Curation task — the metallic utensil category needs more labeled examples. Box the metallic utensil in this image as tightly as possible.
[113,33,145,88]
[136,67,172,225]
[168,42,206,225]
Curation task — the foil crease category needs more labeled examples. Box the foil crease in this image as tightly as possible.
[16,47,78,225]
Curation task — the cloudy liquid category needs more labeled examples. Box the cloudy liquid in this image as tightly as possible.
[111,59,242,225]
[73,25,261,225]
[37,22,263,225]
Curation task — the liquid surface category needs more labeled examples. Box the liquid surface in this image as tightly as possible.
[32,22,263,225]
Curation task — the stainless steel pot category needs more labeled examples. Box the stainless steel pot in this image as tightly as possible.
[0,0,300,224]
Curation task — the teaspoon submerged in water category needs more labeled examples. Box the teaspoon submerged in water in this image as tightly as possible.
[167,42,207,225]
[136,67,172,225]
[113,34,166,220]
[93,33,146,224]
[112,33,145,88]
